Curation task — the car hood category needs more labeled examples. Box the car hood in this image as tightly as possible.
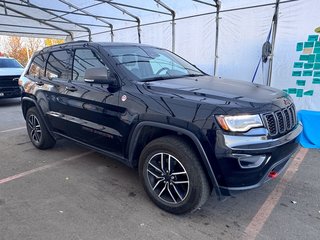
[0,68,24,76]
[142,75,285,105]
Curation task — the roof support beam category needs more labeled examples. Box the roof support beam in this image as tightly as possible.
[154,0,175,52]
[19,0,92,41]
[0,13,109,28]
[107,1,171,16]
[48,2,104,21]
[58,0,114,42]
[0,22,86,32]
[98,0,142,43]
[0,2,72,39]
[192,0,217,7]
[0,29,69,38]
[3,0,134,22]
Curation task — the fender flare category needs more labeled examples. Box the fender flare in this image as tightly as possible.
[128,121,222,196]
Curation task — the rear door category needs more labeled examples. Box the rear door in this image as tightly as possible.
[49,46,124,156]
[44,49,77,135]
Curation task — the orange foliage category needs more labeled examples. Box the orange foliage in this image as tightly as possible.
[5,37,28,66]
[44,38,64,47]
[3,37,64,66]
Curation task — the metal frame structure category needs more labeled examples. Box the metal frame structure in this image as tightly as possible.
[0,0,217,52]
[154,0,175,52]
[266,0,280,86]
[57,0,115,42]
[0,0,294,84]
[0,1,73,39]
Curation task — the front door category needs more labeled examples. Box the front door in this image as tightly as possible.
[51,47,124,156]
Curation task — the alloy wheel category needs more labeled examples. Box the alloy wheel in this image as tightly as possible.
[147,153,190,204]
[28,114,42,143]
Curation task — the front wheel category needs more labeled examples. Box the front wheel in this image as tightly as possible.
[139,135,210,214]
[26,107,56,150]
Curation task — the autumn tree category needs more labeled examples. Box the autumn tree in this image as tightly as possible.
[4,37,64,66]
[44,38,64,47]
[6,36,28,66]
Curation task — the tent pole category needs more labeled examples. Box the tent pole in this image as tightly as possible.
[154,0,175,52]
[99,0,142,43]
[214,0,221,76]
[110,27,114,42]
[172,16,175,52]
[267,0,280,86]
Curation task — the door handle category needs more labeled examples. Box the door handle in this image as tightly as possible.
[35,81,44,86]
[65,86,78,92]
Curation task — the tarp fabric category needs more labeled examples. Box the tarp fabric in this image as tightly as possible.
[297,110,320,148]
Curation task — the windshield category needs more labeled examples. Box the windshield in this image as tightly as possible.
[0,58,23,68]
[106,46,205,82]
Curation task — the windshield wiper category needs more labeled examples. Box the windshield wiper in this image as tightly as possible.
[181,73,205,77]
[140,74,204,82]
[116,60,150,65]
[139,76,179,82]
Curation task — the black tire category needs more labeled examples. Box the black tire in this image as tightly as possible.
[26,107,56,150]
[139,135,210,214]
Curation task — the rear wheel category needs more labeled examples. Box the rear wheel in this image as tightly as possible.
[139,135,210,214]
[26,107,56,149]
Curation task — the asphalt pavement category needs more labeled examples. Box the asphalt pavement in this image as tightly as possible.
[0,98,319,240]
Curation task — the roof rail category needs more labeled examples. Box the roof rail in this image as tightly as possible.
[41,40,89,51]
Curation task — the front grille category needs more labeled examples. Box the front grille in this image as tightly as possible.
[262,104,296,137]
[0,75,20,87]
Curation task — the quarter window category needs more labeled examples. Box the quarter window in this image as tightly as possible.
[73,49,106,81]
[27,54,47,78]
[46,50,72,80]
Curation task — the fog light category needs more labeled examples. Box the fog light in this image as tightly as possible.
[233,154,268,169]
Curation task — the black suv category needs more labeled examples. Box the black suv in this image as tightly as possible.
[19,41,302,214]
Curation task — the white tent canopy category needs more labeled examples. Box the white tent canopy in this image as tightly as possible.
[0,0,319,111]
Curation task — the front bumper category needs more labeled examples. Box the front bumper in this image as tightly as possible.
[215,123,302,191]
[0,87,22,98]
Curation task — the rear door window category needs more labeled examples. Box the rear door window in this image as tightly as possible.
[46,50,73,80]
[27,53,47,78]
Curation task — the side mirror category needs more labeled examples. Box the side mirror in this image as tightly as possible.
[84,67,116,85]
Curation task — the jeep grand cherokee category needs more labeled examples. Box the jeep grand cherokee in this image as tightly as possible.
[19,41,302,214]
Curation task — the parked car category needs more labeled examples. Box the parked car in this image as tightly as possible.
[19,41,302,214]
[0,57,24,99]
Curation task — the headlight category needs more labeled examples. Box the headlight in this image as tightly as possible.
[215,114,263,132]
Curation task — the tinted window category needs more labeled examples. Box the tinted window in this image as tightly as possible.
[46,50,72,80]
[0,58,23,68]
[73,48,106,81]
[27,54,47,77]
